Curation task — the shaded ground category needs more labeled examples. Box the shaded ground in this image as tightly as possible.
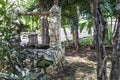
[48,45,112,80]
[63,46,97,80]
[47,45,97,80]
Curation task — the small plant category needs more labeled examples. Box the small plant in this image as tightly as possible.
[79,36,93,46]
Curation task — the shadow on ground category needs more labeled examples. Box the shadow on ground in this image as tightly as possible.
[50,61,96,80]
[65,45,97,62]
[49,46,97,80]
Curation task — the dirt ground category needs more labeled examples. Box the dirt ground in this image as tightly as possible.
[48,45,112,80]
[63,46,97,80]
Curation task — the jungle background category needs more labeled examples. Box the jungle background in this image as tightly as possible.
[0,0,120,80]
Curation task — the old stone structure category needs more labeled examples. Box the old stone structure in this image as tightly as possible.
[20,4,64,79]
[49,4,61,48]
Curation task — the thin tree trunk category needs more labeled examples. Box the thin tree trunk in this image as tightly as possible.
[72,24,79,51]
[41,16,49,44]
[113,18,118,34]
[110,18,118,45]
[73,6,79,51]
[62,26,70,46]
[40,2,50,44]
[90,0,107,80]
[110,1,120,80]
[74,29,79,51]
[110,15,120,80]
[111,16,113,28]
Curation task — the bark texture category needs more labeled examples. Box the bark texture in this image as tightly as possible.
[110,0,120,80]
[41,16,50,44]
[90,0,108,80]
[62,26,70,46]
[73,6,79,51]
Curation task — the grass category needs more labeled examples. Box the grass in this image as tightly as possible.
[79,36,93,46]
[61,36,93,47]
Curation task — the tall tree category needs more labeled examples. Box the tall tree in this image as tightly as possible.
[90,0,108,80]
[70,5,79,51]
[110,0,120,80]
[61,0,80,51]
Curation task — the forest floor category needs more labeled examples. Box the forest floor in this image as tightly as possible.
[64,46,97,80]
[50,45,112,80]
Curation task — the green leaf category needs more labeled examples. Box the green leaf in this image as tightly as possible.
[87,20,93,34]
[7,2,15,9]
[104,0,113,14]
[0,0,6,9]
[80,22,87,32]
[62,17,66,25]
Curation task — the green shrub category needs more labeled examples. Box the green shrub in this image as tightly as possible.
[79,36,93,46]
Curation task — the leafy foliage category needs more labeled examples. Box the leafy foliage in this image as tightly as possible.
[20,15,40,31]
[79,36,93,45]
[0,0,34,79]
[80,21,87,33]
[79,19,93,34]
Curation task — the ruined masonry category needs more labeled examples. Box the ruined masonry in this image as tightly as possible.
[49,4,61,48]
[21,4,64,76]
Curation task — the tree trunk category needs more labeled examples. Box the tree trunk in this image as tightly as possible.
[110,18,118,45]
[90,0,107,80]
[41,16,49,44]
[110,1,120,80]
[110,15,120,80]
[74,29,79,51]
[73,6,79,51]
[62,25,70,46]
[72,24,79,51]
[39,3,50,44]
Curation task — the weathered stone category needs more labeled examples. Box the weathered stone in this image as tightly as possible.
[19,4,64,79]
[49,4,61,48]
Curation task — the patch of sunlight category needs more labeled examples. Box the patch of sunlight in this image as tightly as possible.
[65,55,97,80]
[0,4,2,8]
[65,56,95,65]
[79,19,87,23]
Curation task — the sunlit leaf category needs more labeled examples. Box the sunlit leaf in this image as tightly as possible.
[7,2,15,9]
[80,22,87,33]
[0,0,5,8]
[87,20,93,34]
[62,17,67,25]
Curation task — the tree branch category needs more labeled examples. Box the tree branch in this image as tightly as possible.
[18,11,49,16]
